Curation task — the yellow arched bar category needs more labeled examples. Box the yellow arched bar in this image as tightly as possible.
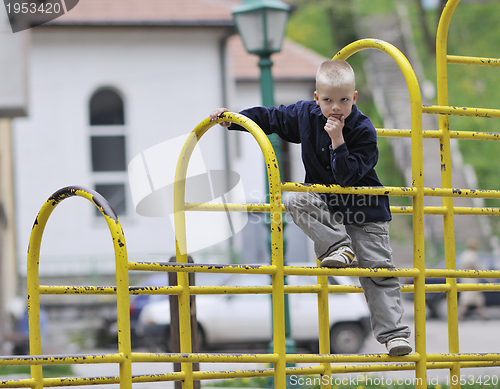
[173,113,285,389]
[26,186,132,389]
[436,0,463,386]
[334,38,427,388]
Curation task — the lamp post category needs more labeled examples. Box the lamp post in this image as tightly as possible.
[232,0,296,364]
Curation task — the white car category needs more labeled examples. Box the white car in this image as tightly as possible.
[136,270,371,354]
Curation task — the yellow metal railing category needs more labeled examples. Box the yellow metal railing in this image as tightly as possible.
[2,0,500,388]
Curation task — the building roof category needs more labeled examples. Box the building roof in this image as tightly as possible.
[49,0,326,80]
[229,35,326,81]
[52,0,239,26]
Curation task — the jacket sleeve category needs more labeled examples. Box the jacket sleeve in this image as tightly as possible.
[330,124,379,187]
[229,104,302,144]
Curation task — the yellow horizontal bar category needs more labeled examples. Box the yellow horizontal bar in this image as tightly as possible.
[193,366,322,382]
[193,362,417,382]
[391,206,413,214]
[132,352,279,364]
[130,372,186,384]
[448,131,500,141]
[428,361,500,370]
[402,282,500,293]
[39,286,117,295]
[38,285,184,296]
[427,353,500,362]
[0,379,34,388]
[183,204,500,218]
[187,203,414,214]
[447,55,500,67]
[377,128,500,141]
[376,128,438,138]
[42,376,121,388]
[454,207,500,215]
[393,206,500,216]
[401,284,451,293]
[41,372,187,387]
[281,182,416,196]
[184,192,500,217]
[192,369,274,381]
[0,353,125,366]
[424,187,500,199]
[129,262,416,278]
[283,265,419,278]
[190,284,364,296]
[128,286,182,295]
[133,351,421,365]
[36,282,436,299]
[184,202,272,212]
[457,283,500,292]
[128,262,277,275]
[182,204,500,217]
[423,104,500,118]
[285,353,420,364]
[426,269,500,278]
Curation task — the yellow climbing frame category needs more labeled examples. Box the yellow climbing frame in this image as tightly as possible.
[2,0,500,388]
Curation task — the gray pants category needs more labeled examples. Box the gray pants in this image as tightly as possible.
[284,192,410,344]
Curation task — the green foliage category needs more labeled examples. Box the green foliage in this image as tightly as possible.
[286,0,413,244]
[408,1,500,230]
[286,0,408,198]
[354,0,398,16]
[287,4,334,58]
[288,0,500,237]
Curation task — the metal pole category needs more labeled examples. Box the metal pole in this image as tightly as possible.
[258,52,295,353]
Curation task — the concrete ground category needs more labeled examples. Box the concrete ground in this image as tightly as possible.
[3,299,499,389]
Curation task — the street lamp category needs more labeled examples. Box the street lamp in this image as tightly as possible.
[232,0,290,108]
[232,0,295,369]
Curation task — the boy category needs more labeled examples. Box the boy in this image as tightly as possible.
[210,59,412,356]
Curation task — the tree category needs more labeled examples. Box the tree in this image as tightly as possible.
[290,0,358,52]
[415,0,436,55]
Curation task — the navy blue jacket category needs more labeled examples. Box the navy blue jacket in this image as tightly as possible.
[230,101,391,224]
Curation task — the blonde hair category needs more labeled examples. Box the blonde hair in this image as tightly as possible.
[316,60,356,89]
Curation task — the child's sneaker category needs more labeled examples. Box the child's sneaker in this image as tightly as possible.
[386,337,412,356]
[320,246,357,268]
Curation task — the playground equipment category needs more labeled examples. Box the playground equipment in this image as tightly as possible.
[2,0,500,388]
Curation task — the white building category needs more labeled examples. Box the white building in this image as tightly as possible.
[12,0,325,281]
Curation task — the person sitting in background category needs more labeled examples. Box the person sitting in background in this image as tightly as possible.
[458,238,488,321]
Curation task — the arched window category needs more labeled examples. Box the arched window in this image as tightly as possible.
[89,88,127,216]
[90,89,124,125]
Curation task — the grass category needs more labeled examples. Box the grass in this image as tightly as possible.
[0,364,74,377]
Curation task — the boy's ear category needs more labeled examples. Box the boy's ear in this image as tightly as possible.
[314,90,319,104]
[353,90,358,105]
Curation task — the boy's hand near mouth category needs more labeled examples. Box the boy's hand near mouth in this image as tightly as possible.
[324,114,345,149]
